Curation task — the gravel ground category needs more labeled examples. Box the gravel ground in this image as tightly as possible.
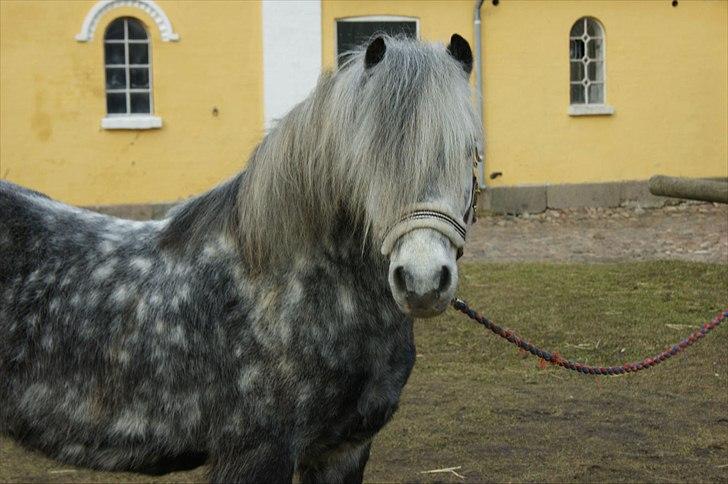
[463,202,728,264]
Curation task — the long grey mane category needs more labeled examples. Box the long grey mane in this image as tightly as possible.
[164,36,481,268]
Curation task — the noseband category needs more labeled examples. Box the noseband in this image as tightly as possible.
[381,148,481,259]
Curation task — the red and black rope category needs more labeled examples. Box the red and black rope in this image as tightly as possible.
[451,298,727,376]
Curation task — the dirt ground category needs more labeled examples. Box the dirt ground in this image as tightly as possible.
[1,203,726,483]
[463,202,728,264]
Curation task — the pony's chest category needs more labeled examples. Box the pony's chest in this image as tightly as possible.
[303,314,416,448]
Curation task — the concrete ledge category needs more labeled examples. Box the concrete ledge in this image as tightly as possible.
[84,203,174,220]
[483,179,684,215]
[82,178,711,220]
[619,180,674,208]
[547,182,620,209]
[487,185,546,215]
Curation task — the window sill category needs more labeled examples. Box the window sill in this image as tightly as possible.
[101,115,163,130]
[568,104,615,116]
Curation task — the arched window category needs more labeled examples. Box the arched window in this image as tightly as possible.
[569,17,613,115]
[104,17,153,118]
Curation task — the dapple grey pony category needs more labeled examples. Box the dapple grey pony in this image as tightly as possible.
[0,34,481,483]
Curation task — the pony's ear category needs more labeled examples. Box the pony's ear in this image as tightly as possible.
[447,34,473,75]
[365,36,386,69]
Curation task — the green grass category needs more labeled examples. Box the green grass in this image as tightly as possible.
[2,261,726,483]
[366,261,728,483]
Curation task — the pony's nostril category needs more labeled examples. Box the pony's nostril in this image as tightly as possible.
[393,266,407,293]
[438,265,451,293]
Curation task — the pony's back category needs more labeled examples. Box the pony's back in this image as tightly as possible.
[0,182,223,471]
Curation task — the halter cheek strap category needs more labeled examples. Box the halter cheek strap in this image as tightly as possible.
[380,203,467,257]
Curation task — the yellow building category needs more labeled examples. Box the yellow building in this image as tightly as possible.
[1,0,726,213]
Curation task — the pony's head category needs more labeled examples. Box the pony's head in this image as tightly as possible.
[239,34,481,318]
[330,34,482,318]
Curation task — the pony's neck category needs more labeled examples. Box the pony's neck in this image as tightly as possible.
[236,152,378,270]
[162,78,382,271]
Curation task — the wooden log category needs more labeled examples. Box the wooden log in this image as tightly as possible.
[648,175,728,204]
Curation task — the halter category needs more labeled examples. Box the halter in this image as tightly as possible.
[381,148,481,259]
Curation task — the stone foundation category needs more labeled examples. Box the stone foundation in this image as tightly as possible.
[83,179,709,220]
[480,179,679,215]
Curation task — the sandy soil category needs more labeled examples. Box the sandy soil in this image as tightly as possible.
[464,202,728,264]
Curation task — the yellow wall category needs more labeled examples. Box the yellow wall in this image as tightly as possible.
[2,1,726,206]
[481,0,728,187]
[0,0,263,206]
[322,0,728,187]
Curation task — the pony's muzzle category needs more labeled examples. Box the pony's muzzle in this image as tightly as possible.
[392,264,453,317]
[387,227,459,318]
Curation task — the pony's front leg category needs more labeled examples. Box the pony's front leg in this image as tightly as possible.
[208,434,294,484]
[298,442,371,484]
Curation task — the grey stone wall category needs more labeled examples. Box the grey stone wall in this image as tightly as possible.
[482,179,678,215]
[83,179,701,220]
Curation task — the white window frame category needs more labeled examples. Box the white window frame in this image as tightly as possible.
[102,17,162,130]
[334,15,420,64]
[568,17,614,117]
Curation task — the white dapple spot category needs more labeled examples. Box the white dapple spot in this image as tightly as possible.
[20,383,51,414]
[337,285,355,316]
[92,259,117,280]
[111,409,148,438]
[135,300,148,320]
[41,333,54,351]
[111,285,130,304]
[129,257,153,273]
[169,325,187,347]
[237,366,261,392]
[98,240,115,254]
[48,297,60,313]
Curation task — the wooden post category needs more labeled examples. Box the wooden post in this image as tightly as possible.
[649,176,728,204]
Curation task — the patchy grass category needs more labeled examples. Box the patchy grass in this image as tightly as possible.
[2,261,726,483]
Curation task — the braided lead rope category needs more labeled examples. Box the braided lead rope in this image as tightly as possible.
[451,298,728,376]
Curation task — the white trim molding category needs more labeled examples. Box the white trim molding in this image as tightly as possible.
[568,104,615,116]
[101,115,162,129]
[76,0,179,42]
[262,0,322,130]
[337,15,420,31]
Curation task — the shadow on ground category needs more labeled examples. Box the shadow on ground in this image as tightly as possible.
[2,261,726,482]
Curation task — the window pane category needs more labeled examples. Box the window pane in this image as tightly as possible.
[130,92,150,113]
[105,68,127,89]
[588,83,604,103]
[127,19,147,40]
[586,19,602,37]
[105,19,124,40]
[570,61,585,82]
[570,84,585,104]
[104,43,125,65]
[570,39,585,60]
[587,39,603,60]
[129,68,149,88]
[587,61,603,82]
[107,93,127,114]
[336,21,417,66]
[128,43,148,64]
[570,18,584,37]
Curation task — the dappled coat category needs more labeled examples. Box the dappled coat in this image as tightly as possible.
[0,34,480,483]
